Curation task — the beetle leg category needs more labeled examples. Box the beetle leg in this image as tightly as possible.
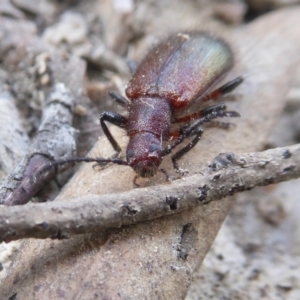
[159,168,171,182]
[203,76,244,102]
[161,125,188,156]
[164,103,240,170]
[173,77,243,124]
[187,104,240,134]
[171,127,203,171]
[108,91,131,107]
[173,102,240,125]
[100,112,128,154]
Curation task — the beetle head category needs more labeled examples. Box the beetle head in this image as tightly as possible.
[126,132,162,178]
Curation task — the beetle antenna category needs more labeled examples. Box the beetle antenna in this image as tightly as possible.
[36,156,129,179]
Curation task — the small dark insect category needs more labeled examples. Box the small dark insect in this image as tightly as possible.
[53,31,243,178]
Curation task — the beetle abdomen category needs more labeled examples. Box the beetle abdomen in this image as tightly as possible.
[126,32,233,111]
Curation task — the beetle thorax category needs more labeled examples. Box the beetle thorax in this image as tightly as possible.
[126,97,171,177]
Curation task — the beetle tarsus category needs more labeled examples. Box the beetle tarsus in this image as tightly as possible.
[171,128,204,171]
[203,76,244,102]
[219,76,244,95]
[159,168,172,182]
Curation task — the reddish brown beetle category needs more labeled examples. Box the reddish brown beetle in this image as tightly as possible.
[3,31,243,206]
[52,31,242,178]
[98,31,242,177]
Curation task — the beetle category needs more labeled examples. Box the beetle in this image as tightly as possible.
[98,31,243,177]
[50,31,243,178]
[3,31,244,206]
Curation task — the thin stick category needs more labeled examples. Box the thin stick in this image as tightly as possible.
[0,143,299,243]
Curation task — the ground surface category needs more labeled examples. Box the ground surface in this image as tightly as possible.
[0,1,300,299]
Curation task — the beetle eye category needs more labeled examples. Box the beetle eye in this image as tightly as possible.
[149,144,161,153]
[127,149,135,158]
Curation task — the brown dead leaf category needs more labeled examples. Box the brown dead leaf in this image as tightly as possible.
[1,7,300,300]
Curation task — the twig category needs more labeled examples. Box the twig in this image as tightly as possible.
[0,16,87,206]
[0,83,78,205]
[0,143,299,243]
